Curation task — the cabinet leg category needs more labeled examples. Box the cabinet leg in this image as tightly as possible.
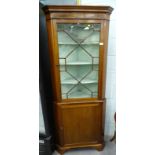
[58,150,65,155]
[57,146,65,155]
[95,143,104,151]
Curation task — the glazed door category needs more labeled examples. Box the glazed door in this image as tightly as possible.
[54,20,104,100]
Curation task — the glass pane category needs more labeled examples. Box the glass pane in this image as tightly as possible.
[57,23,101,99]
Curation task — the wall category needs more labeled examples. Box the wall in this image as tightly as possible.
[39,96,45,134]
[39,2,56,140]
[81,0,116,139]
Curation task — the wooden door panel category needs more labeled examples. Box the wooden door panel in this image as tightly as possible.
[58,102,102,145]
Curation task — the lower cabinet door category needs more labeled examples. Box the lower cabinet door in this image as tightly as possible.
[57,101,103,146]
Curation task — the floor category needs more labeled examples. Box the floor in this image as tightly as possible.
[52,141,116,155]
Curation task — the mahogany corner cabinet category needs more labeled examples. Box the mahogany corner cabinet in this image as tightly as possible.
[42,5,113,155]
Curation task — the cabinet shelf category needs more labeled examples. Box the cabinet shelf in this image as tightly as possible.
[60,61,98,65]
[61,78,98,84]
[67,91,97,98]
[58,42,100,45]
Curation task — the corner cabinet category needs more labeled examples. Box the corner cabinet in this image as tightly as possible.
[43,5,113,155]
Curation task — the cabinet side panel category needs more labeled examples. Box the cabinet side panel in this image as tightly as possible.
[102,20,110,98]
[98,20,110,99]
[45,19,61,101]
